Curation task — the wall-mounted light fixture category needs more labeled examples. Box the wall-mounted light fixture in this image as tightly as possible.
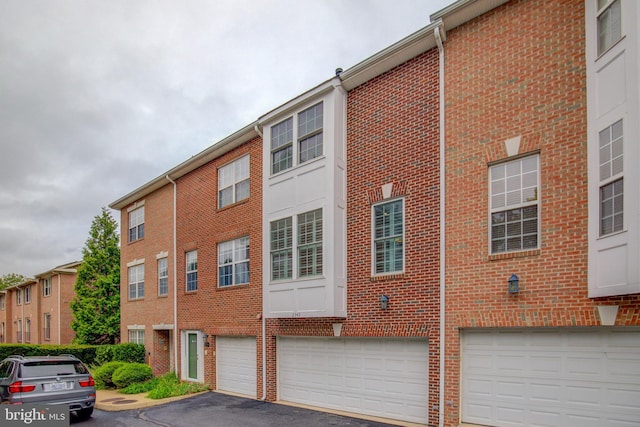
[380,295,389,309]
[508,274,519,294]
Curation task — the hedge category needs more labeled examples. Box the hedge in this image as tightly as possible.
[0,343,145,366]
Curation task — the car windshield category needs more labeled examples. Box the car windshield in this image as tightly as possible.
[20,361,87,377]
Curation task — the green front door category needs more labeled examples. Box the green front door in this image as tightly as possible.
[188,333,197,379]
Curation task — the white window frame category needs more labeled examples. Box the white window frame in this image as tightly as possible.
[128,264,145,300]
[270,101,324,175]
[16,289,22,305]
[218,155,250,208]
[186,250,198,292]
[43,313,51,341]
[128,329,145,345]
[16,319,22,342]
[372,198,405,275]
[218,236,250,287]
[297,209,323,277]
[43,278,51,297]
[0,294,5,310]
[158,257,169,296]
[25,318,31,343]
[489,154,540,254]
[597,0,622,56]
[129,206,145,243]
[24,285,31,304]
[598,119,624,236]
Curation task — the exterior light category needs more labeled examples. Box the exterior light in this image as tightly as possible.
[508,274,519,294]
[380,295,389,309]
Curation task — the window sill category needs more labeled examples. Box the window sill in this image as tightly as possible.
[370,273,405,282]
[488,249,540,261]
[217,197,250,212]
[217,283,250,291]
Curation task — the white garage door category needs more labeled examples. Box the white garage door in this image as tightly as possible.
[462,328,640,427]
[217,336,256,397]
[279,337,429,424]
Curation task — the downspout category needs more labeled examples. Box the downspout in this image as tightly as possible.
[166,175,178,377]
[435,23,446,427]
[254,123,267,402]
[58,274,62,343]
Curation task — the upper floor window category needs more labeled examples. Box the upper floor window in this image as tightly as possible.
[128,264,145,300]
[129,206,145,242]
[271,102,323,174]
[490,155,539,254]
[24,286,31,304]
[218,237,250,287]
[186,250,198,292]
[298,209,323,277]
[218,155,249,208]
[43,278,51,297]
[158,258,169,296]
[270,218,292,281]
[16,289,22,305]
[373,199,404,274]
[0,294,5,310]
[599,119,624,235]
[597,0,621,55]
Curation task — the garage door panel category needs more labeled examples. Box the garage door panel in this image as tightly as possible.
[462,329,640,427]
[279,337,428,424]
[216,336,256,397]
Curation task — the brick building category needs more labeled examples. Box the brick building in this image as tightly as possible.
[0,261,80,345]
[110,0,640,426]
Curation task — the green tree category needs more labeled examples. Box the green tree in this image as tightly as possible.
[71,207,121,344]
[0,273,27,290]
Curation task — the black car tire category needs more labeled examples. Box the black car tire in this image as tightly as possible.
[76,407,94,420]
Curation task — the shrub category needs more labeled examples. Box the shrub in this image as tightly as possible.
[93,361,126,389]
[146,373,208,399]
[120,377,159,394]
[112,363,153,389]
[96,343,145,365]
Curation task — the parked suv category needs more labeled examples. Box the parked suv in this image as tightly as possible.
[0,354,96,420]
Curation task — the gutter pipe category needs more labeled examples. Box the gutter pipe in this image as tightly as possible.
[166,175,179,377]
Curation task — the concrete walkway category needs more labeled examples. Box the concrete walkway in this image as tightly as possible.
[95,389,206,411]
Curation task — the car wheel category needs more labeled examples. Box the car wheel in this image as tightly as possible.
[76,407,94,420]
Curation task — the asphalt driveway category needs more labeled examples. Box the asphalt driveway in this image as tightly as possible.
[79,391,401,427]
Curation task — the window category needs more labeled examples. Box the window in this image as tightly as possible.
[25,318,31,343]
[218,237,250,287]
[129,329,144,345]
[218,155,250,208]
[270,218,292,281]
[43,278,51,297]
[128,264,145,300]
[186,251,198,291]
[373,199,404,274]
[0,294,4,310]
[271,102,323,174]
[597,0,621,55]
[599,119,624,235]
[0,322,4,343]
[129,206,145,242]
[16,289,22,305]
[298,103,323,163]
[490,155,539,254]
[43,313,51,341]
[24,286,31,304]
[16,319,22,343]
[158,258,169,296]
[298,209,323,277]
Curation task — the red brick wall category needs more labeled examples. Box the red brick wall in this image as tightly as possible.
[58,273,77,344]
[443,1,640,425]
[176,137,263,393]
[120,183,175,372]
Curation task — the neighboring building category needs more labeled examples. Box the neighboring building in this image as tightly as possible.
[439,1,640,426]
[1,261,80,345]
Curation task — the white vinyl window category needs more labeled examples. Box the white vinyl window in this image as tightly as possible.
[218,237,250,287]
[490,155,540,254]
[0,295,4,310]
[599,119,624,235]
[186,251,198,291]
[43,278,51,297]
[218,155,250,208]
[271,101,323,174]
[24,286,31,304]
[16,289,22,305]
[158,258,169,296]
[373,199,404,274]
[270,218,292,280]
[597,0,621,55]
[129,206,145,242]
[44,313,51,341]
[129,329,145,345]
[298,209,323,277]
[128,264,145,300]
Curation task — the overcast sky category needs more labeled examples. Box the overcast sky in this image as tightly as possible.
[0,0,450,277]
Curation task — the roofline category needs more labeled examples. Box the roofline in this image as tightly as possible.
[109,122,259,210]
[430,0,510,32]
[339,21,441,91]
[6,278,37,290]
[34,260,82,278]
